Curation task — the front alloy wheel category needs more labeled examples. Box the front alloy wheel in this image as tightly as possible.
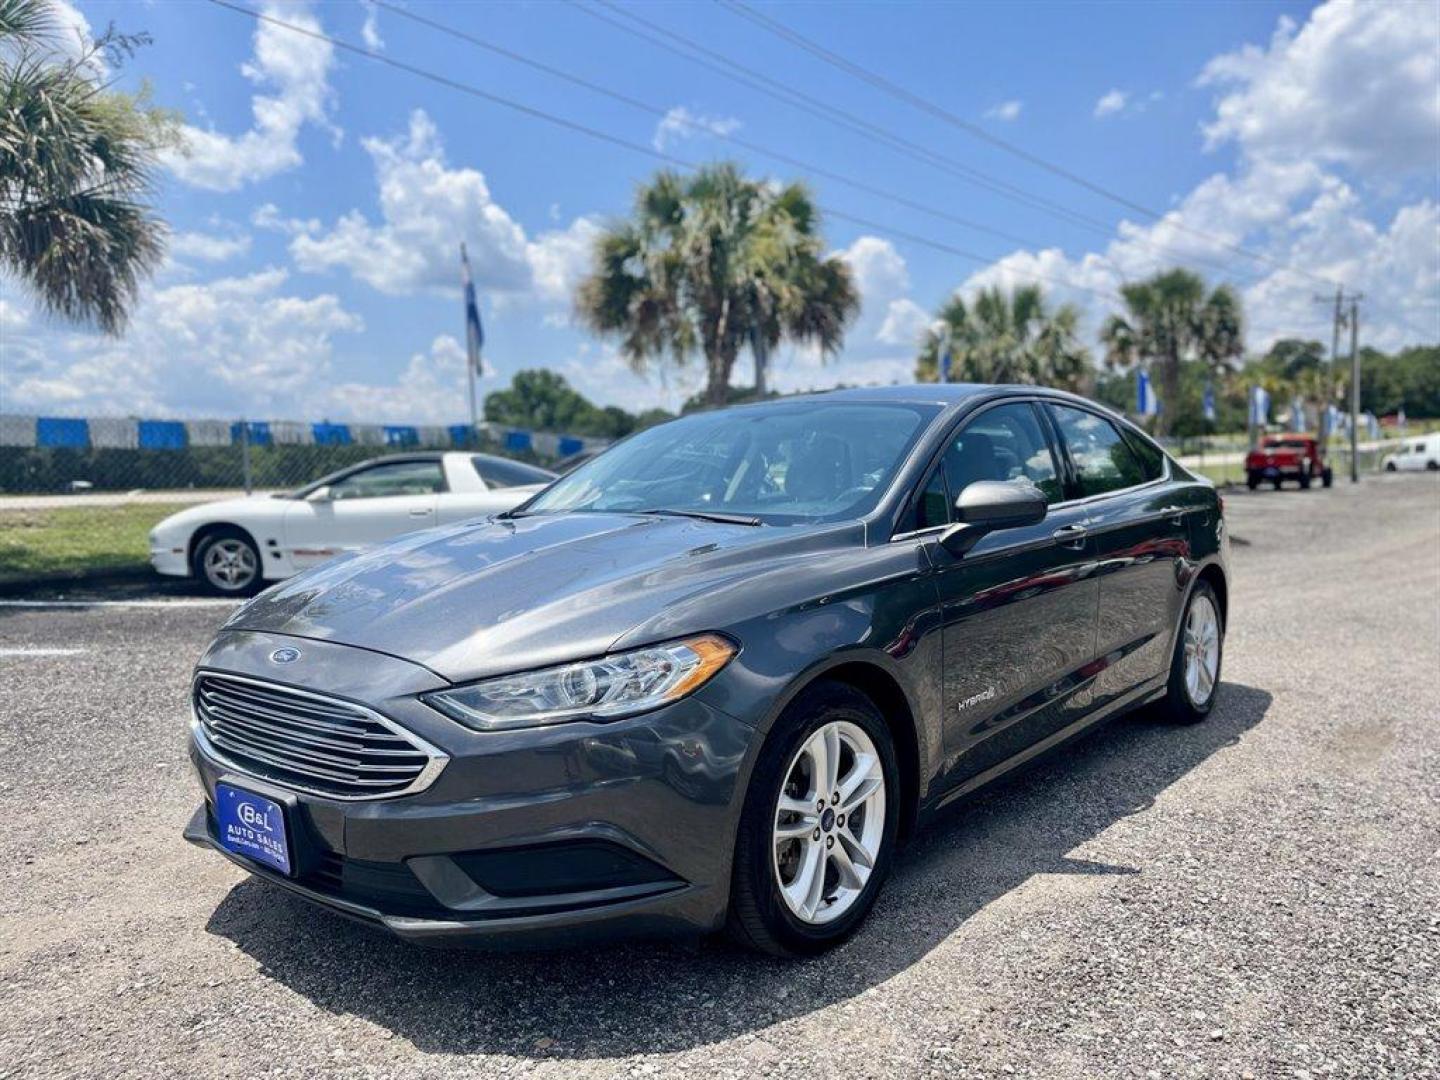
[772,721,886,925]
[729,682,899,955]
[194,528,261,595]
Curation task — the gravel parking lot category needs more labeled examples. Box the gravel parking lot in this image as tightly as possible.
[1,474,1436,1079]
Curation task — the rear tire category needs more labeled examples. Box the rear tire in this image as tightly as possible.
[1385,461,1398,472]
[1160,580,1224,724]
[1298,468,1312,490]
[1272,476,1283,490]
[728,682,899,957]
[1322,468,1334,487]
[1246,472,1260,490]
[193,526,263,596]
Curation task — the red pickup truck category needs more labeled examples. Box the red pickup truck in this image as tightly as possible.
[1245,434,1333,490]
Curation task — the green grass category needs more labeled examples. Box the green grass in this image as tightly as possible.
[0,503,192,585]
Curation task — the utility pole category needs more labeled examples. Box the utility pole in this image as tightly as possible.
[1348,295,1362,483]
[1313,288,1363,481]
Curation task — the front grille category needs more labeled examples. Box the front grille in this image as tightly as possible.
[193,672,443,799]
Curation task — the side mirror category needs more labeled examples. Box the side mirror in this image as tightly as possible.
[307,485,333,503]
[938,479,1047,557]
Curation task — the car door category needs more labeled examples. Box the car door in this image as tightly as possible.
[283,458,444,571]
[1045,404,1190,710]
[911,401,1101,789]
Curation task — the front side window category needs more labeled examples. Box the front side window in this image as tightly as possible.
[327,460,445,500]
[524,402,937,525]
[904,402,1061,532]
[1047,405,1146,498]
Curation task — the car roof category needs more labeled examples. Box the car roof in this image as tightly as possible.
[733,383,1106,410]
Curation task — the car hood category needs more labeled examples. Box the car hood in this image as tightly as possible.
[223,512,864,682]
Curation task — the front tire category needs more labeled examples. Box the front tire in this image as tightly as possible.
[1160,580,1224,724]
[193,527,262,595]
[1246,471,1260,490]
[728,682,899,956]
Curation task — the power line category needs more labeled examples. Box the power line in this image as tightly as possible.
[717,0,1343,291]
[373,0,1128,289]
[572,0,1243,285]
[206,0,1126,307]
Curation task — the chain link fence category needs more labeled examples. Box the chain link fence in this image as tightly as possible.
[1,415,611,589]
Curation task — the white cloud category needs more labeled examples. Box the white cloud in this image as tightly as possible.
[835,235,910,302]
[321,335,469,422]
[169,230,253,263]
[360,1,384,51]
[283,110,603,310]
[1094,89,1128,118]
[0,296,29,330]
[1198,2,1439,172]
[877,298,930,347]
[527,217,603,306]
[162,2,339,192]
[952,0,1439,358]
[1,270,364,417]
[652,106,742,151]
[290,110,533,296]
[984,100,1023,122]
[48,0,107,75]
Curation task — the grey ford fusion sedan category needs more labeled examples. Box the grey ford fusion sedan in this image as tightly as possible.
[184,384,1228,955]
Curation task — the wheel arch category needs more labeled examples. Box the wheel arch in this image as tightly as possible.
[188,521,261,572]
[755,658,925,846]
[1195,561,1228,626]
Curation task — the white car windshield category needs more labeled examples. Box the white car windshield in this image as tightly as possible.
[521,401,937,525]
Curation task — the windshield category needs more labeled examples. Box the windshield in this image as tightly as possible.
[522,401,937,525]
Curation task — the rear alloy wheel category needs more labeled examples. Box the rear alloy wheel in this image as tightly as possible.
[729,683,898,956]
[194,528,261,595]
[1161,581,1224,723]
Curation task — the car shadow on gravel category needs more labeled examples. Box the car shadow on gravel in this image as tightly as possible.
[205,682,1271,1060]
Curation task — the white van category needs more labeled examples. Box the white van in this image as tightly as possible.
[1382,432,1440,472]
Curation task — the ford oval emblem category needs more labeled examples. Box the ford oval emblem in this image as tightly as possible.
[269,647,302,665]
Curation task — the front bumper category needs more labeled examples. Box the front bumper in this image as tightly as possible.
[150,544,189,577]
[184,630,759,947]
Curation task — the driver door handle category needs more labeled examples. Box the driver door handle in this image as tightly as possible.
[408,508,433,517]
[1052,523,1088,548]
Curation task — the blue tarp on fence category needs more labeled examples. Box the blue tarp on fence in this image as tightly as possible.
[230,421,272,447]
[558,436,584,457]
[36,417,89,448]
[137,420,187,450]
[311,422,352,446]
[504,430,533,453]
[383,425,419,447]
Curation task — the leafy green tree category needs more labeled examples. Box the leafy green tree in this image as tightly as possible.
[0,0,177,332]
[1099,269,1243,437]
[914,283,1091,392]
[576,163,859,408]
[484,369,673,438]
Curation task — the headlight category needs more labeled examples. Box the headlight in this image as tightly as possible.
[422,634,737,731]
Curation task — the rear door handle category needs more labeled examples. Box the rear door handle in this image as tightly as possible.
[1052,523,1088,548]
[1160,505,1187,525]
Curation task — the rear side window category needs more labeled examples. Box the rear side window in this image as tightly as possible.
[1123,429,1167,482]
[471,456,556,489]
[1047,405,1147,498]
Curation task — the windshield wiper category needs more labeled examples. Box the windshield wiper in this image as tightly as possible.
[635,508,762,526]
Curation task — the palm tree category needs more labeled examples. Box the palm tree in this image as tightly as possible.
[576,163,859,408]
[0,0,174,333]
[1099,269,1244,437]
[915,283,1091,392]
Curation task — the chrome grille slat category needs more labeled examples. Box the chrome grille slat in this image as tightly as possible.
[203,679,376,722]
[205,732,417,788]
[204,718,426,774]
[200,701,421,757]
[199,686,390,738]
[193,672,445,799]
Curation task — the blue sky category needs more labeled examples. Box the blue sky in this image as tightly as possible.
[2,0,1436,422]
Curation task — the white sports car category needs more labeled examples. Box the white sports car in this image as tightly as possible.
[149,451,556,594]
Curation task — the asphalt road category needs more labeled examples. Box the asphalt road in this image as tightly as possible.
[1,474,1436,1079]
